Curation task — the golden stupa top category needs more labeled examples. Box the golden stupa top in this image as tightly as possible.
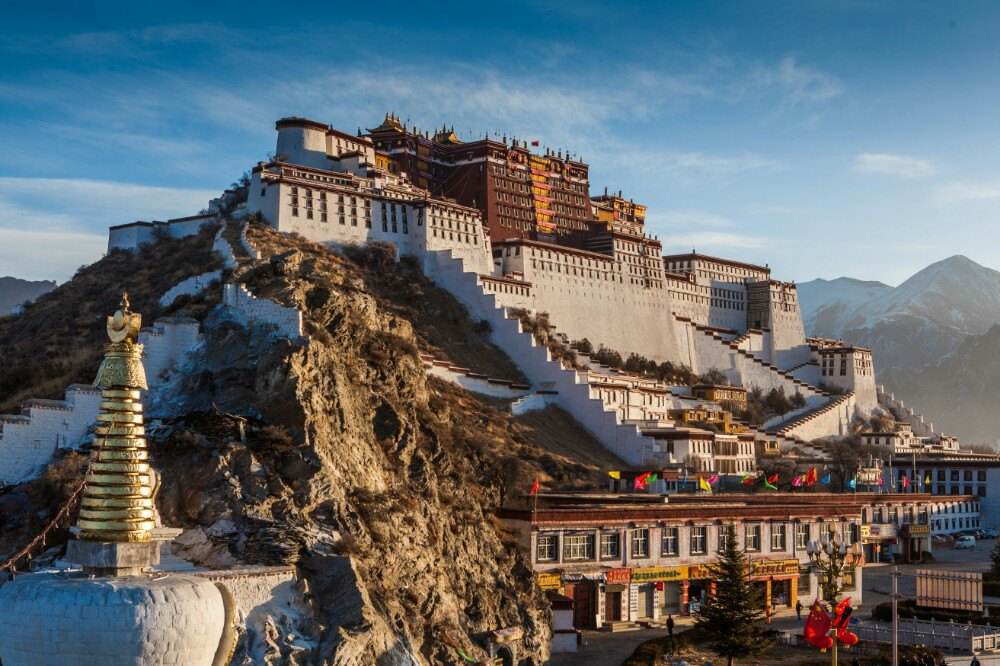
[106,292,142,344]
[94,293,148,391]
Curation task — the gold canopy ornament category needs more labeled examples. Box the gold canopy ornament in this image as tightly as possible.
[77,293,156,543]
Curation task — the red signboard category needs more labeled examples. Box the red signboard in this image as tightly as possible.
[606,568,631,585]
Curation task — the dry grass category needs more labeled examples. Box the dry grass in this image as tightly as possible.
[0,227,222,413]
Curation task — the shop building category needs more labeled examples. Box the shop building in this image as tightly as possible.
[501,493,869,630]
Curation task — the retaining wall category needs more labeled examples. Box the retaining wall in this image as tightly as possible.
[222,284,303,339]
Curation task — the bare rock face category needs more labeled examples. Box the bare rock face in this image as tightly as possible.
[150,229,554,665]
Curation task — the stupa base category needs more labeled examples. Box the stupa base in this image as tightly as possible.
[65,539,159,576]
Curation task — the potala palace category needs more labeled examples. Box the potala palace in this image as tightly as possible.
[7,114,968,488]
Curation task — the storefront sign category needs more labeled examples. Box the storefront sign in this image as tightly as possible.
[688,565,713,580]
[606,568,631,585]
[906,524,931,536]
[860,525,871,539]
[750,559,801,578]
[537,573,562,591]
[632,566,689,583]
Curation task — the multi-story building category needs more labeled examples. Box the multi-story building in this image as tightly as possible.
[856,494,978,563]
[366,114,594,245]
[501,492,867,630]
[861,422,961,456]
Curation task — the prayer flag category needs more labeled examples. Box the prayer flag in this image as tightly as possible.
[741,474,755,486]
[806,467,818,486]
[792,475,803,488]
[530,479,540,496]
[924,473,932,486]
[708,473,719,485]
[764,479,778,491]
[699,477,712,493]
[901,475,910,489]
[648,472,659,482]
[634,472,651,490]
[608,470,621,480]
[847,478,857,490]
[767,473,780,484]
[820,473,831,485]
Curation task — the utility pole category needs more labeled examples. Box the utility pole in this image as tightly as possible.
[891,565,899,666]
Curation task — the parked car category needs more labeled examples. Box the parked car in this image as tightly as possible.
[983,528,999,539]
[955,535,976,550]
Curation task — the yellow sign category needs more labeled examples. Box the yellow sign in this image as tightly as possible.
[688,565,713,580]
[537,573,562,591]
[908,524,931,536]
[750,559,802,578]
[860,525,871,539]
[632,566,689,583]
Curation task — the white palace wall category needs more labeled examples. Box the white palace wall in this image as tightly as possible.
[222,283,303,339]
[492,244,688,362]
[0,385,103,486]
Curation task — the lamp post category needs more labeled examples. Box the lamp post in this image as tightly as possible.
[806,524,861,666]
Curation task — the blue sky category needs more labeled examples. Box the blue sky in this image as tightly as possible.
[2,1,1000,283]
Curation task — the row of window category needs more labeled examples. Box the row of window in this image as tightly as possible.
[536,522,844,564]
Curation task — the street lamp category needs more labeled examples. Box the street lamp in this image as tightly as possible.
[806,524,861,665]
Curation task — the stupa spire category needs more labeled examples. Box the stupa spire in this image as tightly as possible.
[76,293,156,544]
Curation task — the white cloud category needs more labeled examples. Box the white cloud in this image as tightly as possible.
[0,228,106,282]
[660,231,768,250]
[744,55,845,105]
[855,153,935,179]
[0,178,217,281]
[647,210,735,229]
[933,181,1000,203]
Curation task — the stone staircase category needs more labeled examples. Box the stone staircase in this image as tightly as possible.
[423,250,669,467]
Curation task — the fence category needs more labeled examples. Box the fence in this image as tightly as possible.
[855,617,1000,652]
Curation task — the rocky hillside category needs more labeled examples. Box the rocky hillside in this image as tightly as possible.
[0,276,56,316]
[3,221,617,665]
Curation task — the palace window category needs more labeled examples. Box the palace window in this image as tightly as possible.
[600,532,620,560]
[745,524,761,551]
[563,534,594,562]
[661,527,679,556]
[690,526,707,554]
[536,534,557,562]
[771,524,787,551]
[718,526,732,553]
[631,529,650,558]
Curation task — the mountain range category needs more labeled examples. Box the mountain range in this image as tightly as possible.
[0,276,56,316]
[798,255,1000,444]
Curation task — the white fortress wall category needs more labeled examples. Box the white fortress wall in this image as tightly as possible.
[223,284,303,339]
[108,214,217,253]
[159,271,222,308]
[424,249,667,467]
[0,385,103,486]
[247,163,492,275]
[491,241,687,362]
[776,393,857,442]
[140,318,204,384]
[423,357,531,399]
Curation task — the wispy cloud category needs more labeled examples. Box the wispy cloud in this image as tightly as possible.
[933,180,1000,203]
[855,152,935,179]
[0,177,217,280]
[743,55,845,105]
[659,230,768,250]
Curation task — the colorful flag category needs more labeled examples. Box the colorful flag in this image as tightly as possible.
[901,475,910,489]
[924,473,932,486]
[530,139,540,147]
[847,478,857,490]
[806,467,818,486]
[767,473,780,484]
[648,472,659,482]
[708,473,719,485]
[876,474,884,486]
[741,474,755,486]
[608,470,621,480]
[820,473,832,485]
[699,477,712,493]
[792,475,804,488]
[530,479,540,495]
[634,472,651,490]
[763,478,778,491]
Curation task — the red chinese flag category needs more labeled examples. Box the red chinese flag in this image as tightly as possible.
[530,139,540,147]
[803,599,833,651]
[901,475,910,489]
[767,473,780,484]
[530,479,540,496]
[806,467,818,486]
[634,472,651,490]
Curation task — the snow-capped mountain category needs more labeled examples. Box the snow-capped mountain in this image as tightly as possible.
[798,255,1000,372]
[798,255,1000,444]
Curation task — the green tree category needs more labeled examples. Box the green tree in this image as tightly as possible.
[695,524,774,665]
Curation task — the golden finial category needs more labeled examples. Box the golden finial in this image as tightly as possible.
[78,297,154,543]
